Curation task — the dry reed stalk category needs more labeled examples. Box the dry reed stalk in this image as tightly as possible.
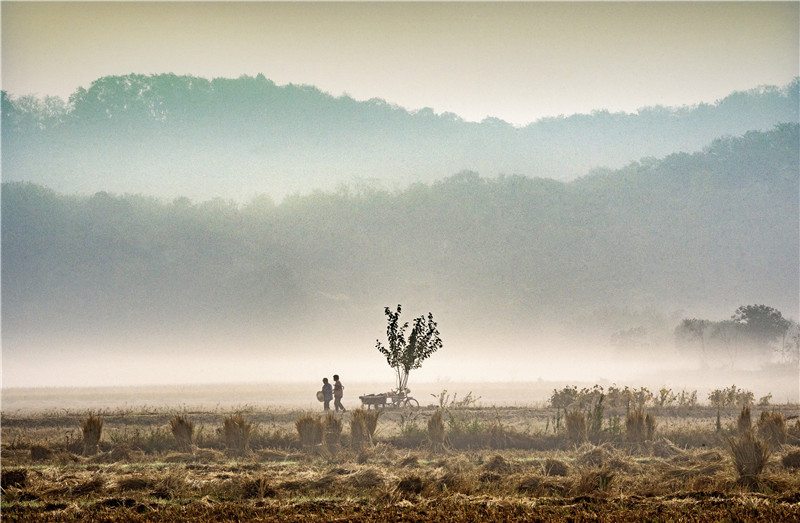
[737,405,752,435]
[82,414,103,456]
[223,414,252,455]
[295,414,323,449]
[727,430,771,488]
[757,411,787,450]
[427,410,446,452]
[566,410,587,445]
[169,414,195,452]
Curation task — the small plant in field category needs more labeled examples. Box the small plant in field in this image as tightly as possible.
[727,430,771,488]
[222,413,252,455]
[295,414,323,449]
[756,411,787,450]
[758,393,772,406]
[82,413,103,456]
[565,410,587,446]
[427,409,446,452]
[169,414,195,452]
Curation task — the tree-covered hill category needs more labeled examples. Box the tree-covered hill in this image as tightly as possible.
[2,74,798,201]
[3,124,797,355]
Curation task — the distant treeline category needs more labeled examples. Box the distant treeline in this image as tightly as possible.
[2,75,798,200]
[3,124,797,350]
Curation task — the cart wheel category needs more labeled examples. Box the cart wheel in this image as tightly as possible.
[404,398,419,410]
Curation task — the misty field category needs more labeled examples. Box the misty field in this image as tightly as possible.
[2,385,800,522]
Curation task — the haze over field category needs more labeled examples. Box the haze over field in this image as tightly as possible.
[1,3,798,400]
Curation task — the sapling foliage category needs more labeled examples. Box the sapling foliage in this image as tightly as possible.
[376,304,442,392]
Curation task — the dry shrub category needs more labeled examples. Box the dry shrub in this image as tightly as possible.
[398,454,420,468]
[30,444,53,461]
[727,430,771,488]
[737,405,752,435]
[544,457,569,477]
[428,410,446,452]
[781,448,800,469]
[117,476,154,491]
[347,467,386,489]
[566,410,587,445]
[295,414,323,449]
[756,411,787,450]
[170,414,195,452]
[575,466,615,495]
[82,414,103,456]
[397,474,424,495]
[222,414,252,455]
[577,443,613,468]
[242,476,276,499]
[483,454,513,474]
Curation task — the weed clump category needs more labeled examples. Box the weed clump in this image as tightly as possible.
[737,405,752,435]
[295,414,323,449]
[222,414,252,455]
[757,411,787,450]
[170,414,195,452]
[82,414,103,456]
[323,412,343,453]
[727,430,771,488]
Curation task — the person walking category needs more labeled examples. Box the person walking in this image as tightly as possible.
[333,374,346,412]
[321,378,333,411]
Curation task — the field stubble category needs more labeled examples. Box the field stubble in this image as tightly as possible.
[2,395,800,521]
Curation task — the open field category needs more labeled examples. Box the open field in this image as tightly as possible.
[2,384,800,521]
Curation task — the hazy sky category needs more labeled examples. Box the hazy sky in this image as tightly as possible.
[2,2,798,125]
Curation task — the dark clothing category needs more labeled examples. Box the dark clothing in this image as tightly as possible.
[322,382,333,411]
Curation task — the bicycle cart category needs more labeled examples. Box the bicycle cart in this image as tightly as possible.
[358,388,419,410]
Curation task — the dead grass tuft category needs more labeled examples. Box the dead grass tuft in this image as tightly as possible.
[575,466,615,495]
[781,447,800,469]
[30,444,53,461]
[757,411,787,450]
[727,430,771,488]
[170,414,195,452]
[295,414,323,449]
[82,414,103,456]
[543,457,569,476]
[222,414,253,455]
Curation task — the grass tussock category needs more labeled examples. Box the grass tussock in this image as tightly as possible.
[82,414,103,456]
[350,409,380,451]
[323,412,343,452]
[756,411,787,450]
[222,414,252,455]
[727,430,771,488]
[782,447,800,469]
[170,414,195,452]
[295,414,323,449]
[625,409,656,445]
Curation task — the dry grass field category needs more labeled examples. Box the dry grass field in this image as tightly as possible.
[2,388,800,521]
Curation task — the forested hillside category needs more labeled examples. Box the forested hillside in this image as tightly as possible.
[3,124,797,357]
[2,75,798,201]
